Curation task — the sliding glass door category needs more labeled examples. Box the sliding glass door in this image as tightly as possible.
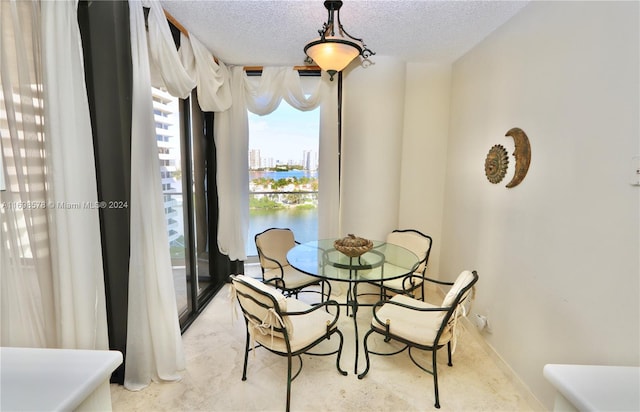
[154,87,221,328]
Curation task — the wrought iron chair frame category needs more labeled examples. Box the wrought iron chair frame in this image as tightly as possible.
[255,227,331,302]
[231,275,347,412]
[358,270,478,409]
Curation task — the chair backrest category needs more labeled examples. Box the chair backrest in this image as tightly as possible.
[436,270,478,344]
[255,228,296,270]
[441,270,477,308]
[386,229,432,273]
[231,275,293,338]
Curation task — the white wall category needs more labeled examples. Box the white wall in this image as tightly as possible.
[399,63,452,276]
[341,57,406,240]
[339,59,452,262]
[438,1,639,408]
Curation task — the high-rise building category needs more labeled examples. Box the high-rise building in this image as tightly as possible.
[302,150,318,171]
[152,87,182,244]
[265,157,275,168]
[249,149,261,170]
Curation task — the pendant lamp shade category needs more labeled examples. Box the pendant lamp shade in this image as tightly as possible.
[303,1,374,80]
[304,37,362,76]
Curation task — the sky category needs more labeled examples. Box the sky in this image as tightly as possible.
[248,102,319,163]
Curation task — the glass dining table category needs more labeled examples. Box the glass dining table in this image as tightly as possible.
[287,238,420,374]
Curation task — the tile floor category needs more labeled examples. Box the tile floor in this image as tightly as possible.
[110,266,544,411]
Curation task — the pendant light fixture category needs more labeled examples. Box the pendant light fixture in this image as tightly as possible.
[304,0,375,80]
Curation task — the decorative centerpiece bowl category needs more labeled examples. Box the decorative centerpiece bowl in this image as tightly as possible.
[334,234,373,257]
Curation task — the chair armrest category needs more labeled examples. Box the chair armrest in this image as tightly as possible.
[283,300,341,328]
[371,298,458,343]
[371,298,449,326]
[260,253,286,287]
[423,275,454,286]
[263,275,285,289]
[401,273,424,290]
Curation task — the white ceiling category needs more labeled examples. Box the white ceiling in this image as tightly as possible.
[160,0,529,67]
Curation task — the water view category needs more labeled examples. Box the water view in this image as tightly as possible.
[250,170,318,180]
[247,101,320,257]
[247,169,319,256]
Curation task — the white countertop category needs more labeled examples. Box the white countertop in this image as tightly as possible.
[1,347,122,411]
[543,364,640,412]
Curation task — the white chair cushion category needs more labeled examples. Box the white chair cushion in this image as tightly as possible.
[255,298,336,353]
[264,265,319,289]
[372,294,452,347]
[442,270,475,308]
[379,276,421,292]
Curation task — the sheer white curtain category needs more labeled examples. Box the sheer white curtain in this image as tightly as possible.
[1,0,53,348]
[0,142,5,190]
[41,0,109,350]
[123,0,236,390]
[126,0,185,390]
[1,0,108,350]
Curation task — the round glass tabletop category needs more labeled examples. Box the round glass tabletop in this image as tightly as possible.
[287,238,420,283]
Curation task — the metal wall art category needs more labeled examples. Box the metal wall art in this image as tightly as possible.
[484,144,509,184]
[504,127,531,188]
[484,127,531,188]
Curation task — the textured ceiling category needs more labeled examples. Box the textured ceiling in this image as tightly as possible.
[160,0,529,67]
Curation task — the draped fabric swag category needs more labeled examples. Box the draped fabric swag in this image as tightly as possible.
[146,0,194,98]
[1,0,108,359]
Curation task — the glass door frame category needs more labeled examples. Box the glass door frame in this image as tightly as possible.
[176,93,224,331]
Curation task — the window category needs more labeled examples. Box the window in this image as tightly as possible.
[247,102,320,256]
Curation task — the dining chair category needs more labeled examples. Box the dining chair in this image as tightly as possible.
[230,274,347,412]
[358,270,479,409]
[255,227,330,303]
[378,229,433,301]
